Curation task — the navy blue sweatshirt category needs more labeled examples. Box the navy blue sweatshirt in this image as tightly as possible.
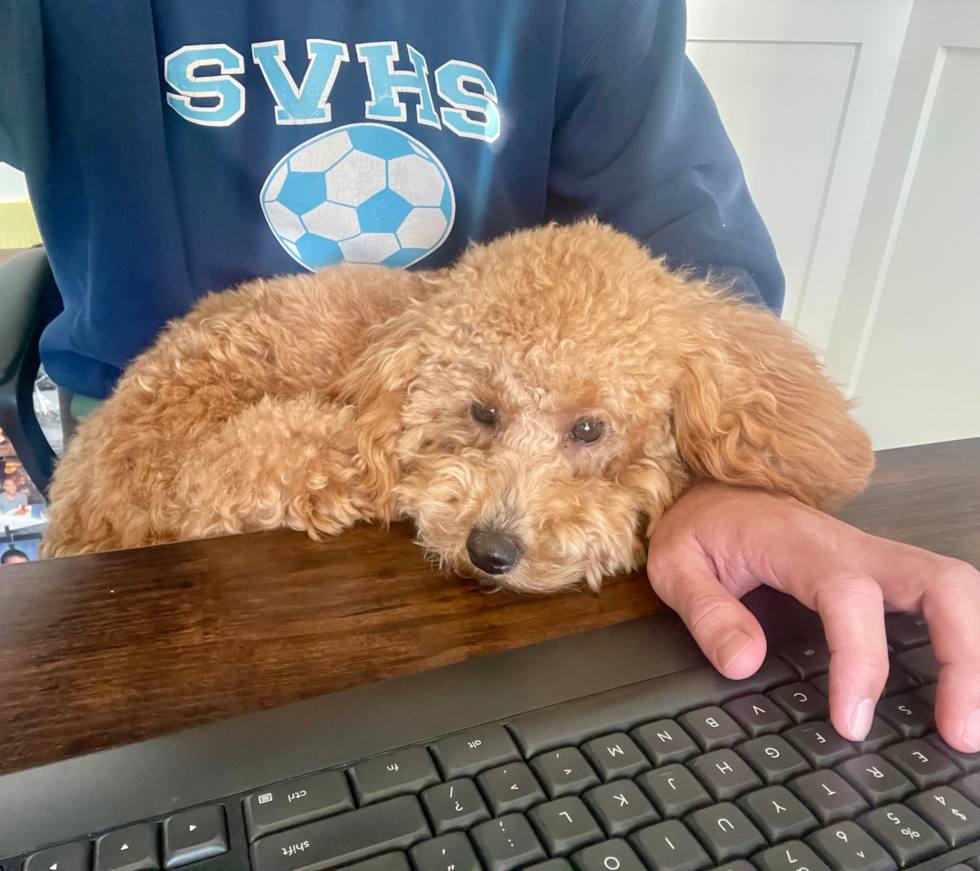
[0,0,783,399]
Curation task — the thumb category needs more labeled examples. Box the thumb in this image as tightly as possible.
[648,541,767,680]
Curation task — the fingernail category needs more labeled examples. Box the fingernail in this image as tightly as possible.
[847,698,875,741]
[963,710,980,751]
[717,630,752,673]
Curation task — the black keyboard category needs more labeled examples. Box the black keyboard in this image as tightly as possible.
[2,598,978,871]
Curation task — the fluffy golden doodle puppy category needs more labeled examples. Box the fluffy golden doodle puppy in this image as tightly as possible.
[41,221,874,590]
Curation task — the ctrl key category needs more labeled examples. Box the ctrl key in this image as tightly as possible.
[249,795,430,871]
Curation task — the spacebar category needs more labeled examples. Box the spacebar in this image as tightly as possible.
[507,655,796,757]
[249,795,430,871]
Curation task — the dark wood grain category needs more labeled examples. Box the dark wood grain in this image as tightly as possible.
[0,438,976,776]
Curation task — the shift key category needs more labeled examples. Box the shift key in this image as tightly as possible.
[250,795,430,871]
[244,770,354,841]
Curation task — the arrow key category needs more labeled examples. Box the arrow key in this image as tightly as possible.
[162,805,228,869]
[95,824,158,871]
[24,842,92,871]
[807,822,896,871]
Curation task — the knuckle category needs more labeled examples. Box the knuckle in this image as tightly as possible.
[687,593,737,639]
[936,559,980,595]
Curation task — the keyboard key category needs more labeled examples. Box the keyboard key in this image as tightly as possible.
[881,739,960,789]
[528,796,604,855]
[857,804,947,866]
[162,805,228,868]
[754,841,831,871]
[738,735,811,784]
[769,684,829,724]
[895,645,941,684]
[835,755,913,806]
[875,695,932,739]
[429,725,520,779]
[884,613,930,651]
[779,641,831,679]
[477,762,546,816]
[249,795,430,871]
[470,814,546,871]
[339,854,409,871]
[583,780,660,837]
[95,824,159,871]
[678,707,747,751]
[507,658,795,758]
[957,772,980,805]
[783,722,856,768]
[409,833,481,871]
[349,747,441,805]
[637,764,713,818]
[738,785,818,842]
[628,819,712,871]
[712,862,756,871]
[531,747,599,799]
[526,862,572,871]
[810,674,831,698]
[787,771,868,825]
[632,720,700,765]
[913,684,937,709]
[582,733,651,781]
[807,821,897,871]
[572,839,647,871]
[420,779,490,835]
[685,802,766,863]
[244,770,354,841]
[852,718,900,754]
[929,734,980,774]
[24,842,92,871]
[906,786,980,846]
[688,750,762,801]
[723,695,790,738]
[882,667,918,697]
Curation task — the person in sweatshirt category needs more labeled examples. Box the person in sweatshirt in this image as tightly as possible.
[2,0,978,751]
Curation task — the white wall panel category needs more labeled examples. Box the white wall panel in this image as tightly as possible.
[686,40,855,327]
[850,47,980,447]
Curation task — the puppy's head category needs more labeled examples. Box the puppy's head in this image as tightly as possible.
[349,221,874,593]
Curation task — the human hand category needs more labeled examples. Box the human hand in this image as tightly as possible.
[646,479,980,752]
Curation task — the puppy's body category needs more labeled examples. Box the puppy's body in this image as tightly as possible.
[42,223,874,591]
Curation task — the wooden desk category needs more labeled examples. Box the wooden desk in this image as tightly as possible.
[0,438,976,778]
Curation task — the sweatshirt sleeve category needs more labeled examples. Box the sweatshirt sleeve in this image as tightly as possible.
[547,0,784,312]
[0,0,48,175]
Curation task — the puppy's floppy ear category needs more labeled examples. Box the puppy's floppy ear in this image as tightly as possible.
[672,293,875,511]
[336,300,430,522]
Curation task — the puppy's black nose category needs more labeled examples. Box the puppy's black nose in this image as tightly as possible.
[466,528,525,575]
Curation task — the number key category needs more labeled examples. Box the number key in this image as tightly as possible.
[906,786,980,846]
[807,821,896,871]
[857,804,947,866]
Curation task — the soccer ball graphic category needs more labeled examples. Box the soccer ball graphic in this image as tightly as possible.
[261,123,455,271]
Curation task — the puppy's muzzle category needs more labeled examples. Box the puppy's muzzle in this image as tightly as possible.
[466,528,525,575]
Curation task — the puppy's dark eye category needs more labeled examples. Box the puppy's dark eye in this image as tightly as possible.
[471,403,497,427]
[571,418,604,444]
